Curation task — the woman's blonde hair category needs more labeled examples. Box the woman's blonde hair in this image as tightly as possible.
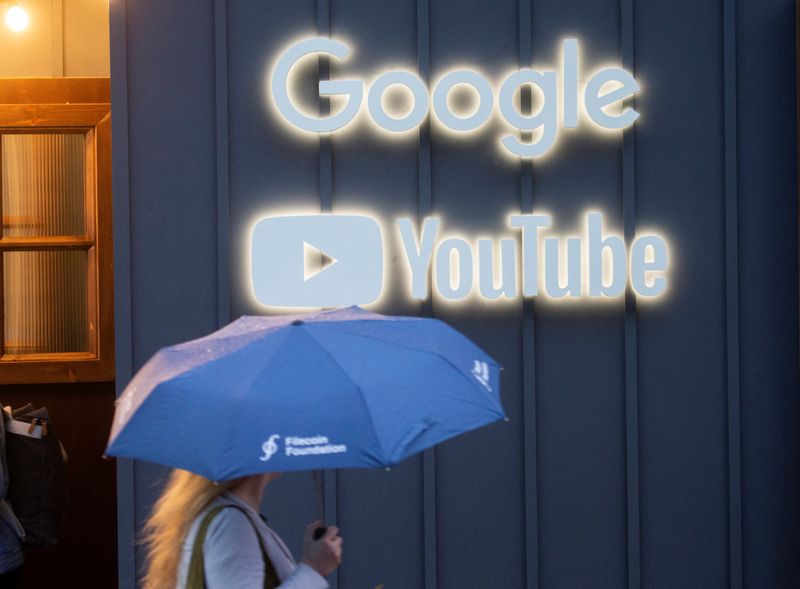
[141,469,240,589]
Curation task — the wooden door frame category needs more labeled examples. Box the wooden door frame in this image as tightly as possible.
[0,78,114,383]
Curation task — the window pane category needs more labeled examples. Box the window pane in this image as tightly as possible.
[1,134,86,237]
[3,250,89,354]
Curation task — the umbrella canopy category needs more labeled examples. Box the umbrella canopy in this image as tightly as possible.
[106,306,505,481]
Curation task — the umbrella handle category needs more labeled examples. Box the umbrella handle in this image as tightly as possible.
[313,526,328,540]
[312,469,327,539]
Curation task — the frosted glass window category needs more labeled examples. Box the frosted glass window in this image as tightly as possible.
[1,134,86,237]
[3,250,88,354]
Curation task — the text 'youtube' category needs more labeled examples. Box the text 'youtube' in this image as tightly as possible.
[250,213,669,308]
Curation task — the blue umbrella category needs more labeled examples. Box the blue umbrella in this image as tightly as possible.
[106,306,505,482]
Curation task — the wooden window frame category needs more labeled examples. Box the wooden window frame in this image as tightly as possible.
[0,79,113,383]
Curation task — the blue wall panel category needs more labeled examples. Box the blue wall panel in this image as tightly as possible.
[738,0,800,587]
[428,2,526,589]
[122,0,220,574]
[529,1,628,587]
[329,1,426,588]
[226,0,322,564]
[636,0,729,587]
[110,0,800,587]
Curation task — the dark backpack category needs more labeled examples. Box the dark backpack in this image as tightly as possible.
[3,405,68,546]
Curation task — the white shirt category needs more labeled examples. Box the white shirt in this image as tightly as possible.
[177,492,329,589]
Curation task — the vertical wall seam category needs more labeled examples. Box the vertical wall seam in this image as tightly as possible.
[109,0,135,586]
[214,0,231,329]
[723,0,743,586]
[621,0,641,587]
[416,0,436,587]
[518,1,538,588]
[317,2,337,588]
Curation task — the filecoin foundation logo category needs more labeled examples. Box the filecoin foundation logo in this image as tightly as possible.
[259,434,348,462]
[249,213,670,308]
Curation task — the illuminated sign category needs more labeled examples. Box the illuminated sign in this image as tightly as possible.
[249,213,669,308]
[257,36,664,309]
[251,214,383,307]
[269,37,640,158]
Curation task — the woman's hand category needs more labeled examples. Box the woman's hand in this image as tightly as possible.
[301,521,343,578]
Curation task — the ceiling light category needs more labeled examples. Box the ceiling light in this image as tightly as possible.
[6,5,29,32]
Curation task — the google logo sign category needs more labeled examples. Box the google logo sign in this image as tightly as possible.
[270,37,640,158]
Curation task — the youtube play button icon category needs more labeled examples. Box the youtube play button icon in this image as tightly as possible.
[303,241,338,282]
[251,214,384,308]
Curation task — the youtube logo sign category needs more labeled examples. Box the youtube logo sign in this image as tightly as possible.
[250,211,669,307]
[251,215,384,307]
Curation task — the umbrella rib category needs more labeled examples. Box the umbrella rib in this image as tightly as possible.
[313,325,503,402]
[301,328,389,465]
[219,326,294,480]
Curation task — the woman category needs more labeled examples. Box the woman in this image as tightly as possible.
[142,469,342,588]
